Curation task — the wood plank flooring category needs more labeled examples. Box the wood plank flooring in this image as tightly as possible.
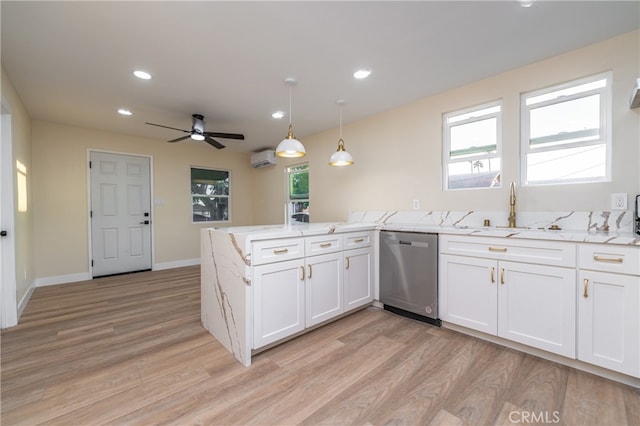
[2,266,638,425]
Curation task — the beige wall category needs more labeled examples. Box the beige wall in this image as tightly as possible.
[9,29,640,282]
[32,121,255,279]
[2,66,34,306]
[253,30,640,224]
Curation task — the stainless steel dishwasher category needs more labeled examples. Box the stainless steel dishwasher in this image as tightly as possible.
[380,231,440,326]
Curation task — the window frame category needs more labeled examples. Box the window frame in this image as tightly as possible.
[520,71,612,186]
[442,100,503,191]
[285,162,309,225]
[190,166,231,224]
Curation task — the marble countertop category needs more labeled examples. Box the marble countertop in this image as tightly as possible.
[210,222,377,242]
[380,224,640,246]
[211,222,640,246]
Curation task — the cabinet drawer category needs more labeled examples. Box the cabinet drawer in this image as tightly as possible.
[343,231,373,249]
[252,238,305,265]
[305,234,342,256]
[439,235,576,267]
[578,244,640,276]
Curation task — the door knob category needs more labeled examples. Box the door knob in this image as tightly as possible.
[0,230,7,237]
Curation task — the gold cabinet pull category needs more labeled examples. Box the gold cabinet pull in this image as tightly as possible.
[308,264,313,279]
[273,248,288,255]
[583,278,589,298]
[500,268,505,285]
[320,243,332,248]
[593,255,623,263]
[300,266,305,281]
[488,247,507,253]
[490,266,495,283]
[345,257,350,270]
[354,238,365,243]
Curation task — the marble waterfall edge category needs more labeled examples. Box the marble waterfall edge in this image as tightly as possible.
[201,228,251,366]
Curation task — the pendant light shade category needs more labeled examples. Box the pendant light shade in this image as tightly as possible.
[276,78,306,158]
[329,100,353,166]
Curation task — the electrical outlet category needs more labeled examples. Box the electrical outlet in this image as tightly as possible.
[412,199,420,210]
[611,193,628,210]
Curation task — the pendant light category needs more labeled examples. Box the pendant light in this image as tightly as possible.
[329,100,354,166]
[276,78,306,158]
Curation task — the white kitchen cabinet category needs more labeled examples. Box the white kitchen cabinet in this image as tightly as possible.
[498,260,576,358]
[439,254,497,334]
[252,231,374,350]
[305,252,343,327]
[439,235,576,357]
[253,258,305,348]
[343,246,374,311]
[577,244,640,378]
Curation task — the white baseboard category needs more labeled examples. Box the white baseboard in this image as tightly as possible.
[153,258,200,271]
[17,283,36,319]
[36,272,92,287]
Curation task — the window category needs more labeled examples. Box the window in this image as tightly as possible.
[443,101,502,190]
[191,167,230,222]
[521,72,612,186]
[286,163,309,224]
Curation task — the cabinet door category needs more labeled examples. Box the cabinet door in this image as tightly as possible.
[439,254,497,334]
[498,261,576,358]
[253,259,305,349]
[305,252,344,327]
[578,270,640,377]
[344,246,374,311]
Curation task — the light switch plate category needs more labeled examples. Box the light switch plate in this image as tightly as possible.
[412,199,420,210]
[611,193,627,210]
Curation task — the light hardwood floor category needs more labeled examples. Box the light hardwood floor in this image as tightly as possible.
[1,266,638,425]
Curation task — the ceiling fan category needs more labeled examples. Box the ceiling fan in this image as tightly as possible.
[145,114,244,149]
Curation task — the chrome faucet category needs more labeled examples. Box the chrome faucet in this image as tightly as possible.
[508,182,517,228]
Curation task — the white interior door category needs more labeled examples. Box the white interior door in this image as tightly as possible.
[90,152,151,277]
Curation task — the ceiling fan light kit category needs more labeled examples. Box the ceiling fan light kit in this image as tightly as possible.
[146,113,244,150]
[276,78,306,158]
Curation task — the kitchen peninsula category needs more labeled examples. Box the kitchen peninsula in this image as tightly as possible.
[201,222,377,366]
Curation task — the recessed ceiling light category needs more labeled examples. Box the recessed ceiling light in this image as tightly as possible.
[353,69,371,80]
[133,70,152,80]
[117,108,133,116]
[518,0,534,7]
[271,111,285,119]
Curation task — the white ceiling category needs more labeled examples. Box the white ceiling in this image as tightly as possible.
[2,1,639,153]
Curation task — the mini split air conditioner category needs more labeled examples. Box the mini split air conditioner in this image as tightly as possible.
[250,150,277,168]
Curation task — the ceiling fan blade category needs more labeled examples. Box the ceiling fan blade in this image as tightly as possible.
[146,122,190,133]
[204,132,245,140]
[168,135,191,143]
[204,136,226,149]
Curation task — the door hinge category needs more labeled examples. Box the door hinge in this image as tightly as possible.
[89,161,92,168]
[91,260,94,267]
[90,210,93,218]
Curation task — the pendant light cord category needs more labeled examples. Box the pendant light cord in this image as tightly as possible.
[289,86,293,126]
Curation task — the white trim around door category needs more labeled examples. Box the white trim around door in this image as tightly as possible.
[1,98,18,328]
[88,150,154,278]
